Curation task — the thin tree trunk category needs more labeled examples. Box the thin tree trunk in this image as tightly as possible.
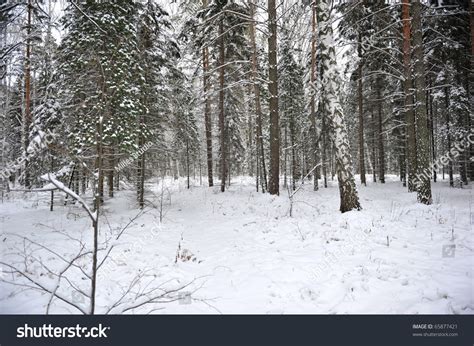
[218,19,226,193]
[428,77,436,182]
[445,87,454,187]
[108,147,114,198]
[322,113,328,188]
[371,107,377,183]
[267,0,280,195]
[310,1,318,191]
[23,0,32,188]
[186,140,190,189]
[203,43,214,187]
[402,0,417,192]
[357,36,366,186]
[283,125,287,188]
[376,78,385,184]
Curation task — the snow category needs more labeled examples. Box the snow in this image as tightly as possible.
[0,175,472,314]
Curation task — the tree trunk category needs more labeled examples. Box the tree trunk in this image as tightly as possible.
[23,0,32,188]
[412,0,432,204]
[321,113,328,188]
[445,87,454,187]
[218,19,226,193]
[402,0,417,192]
[376,78,385,184]
[428,76,436,182]
[267,0,280,195]
[186,140,190,189]
[108,147,114,198]
[371,107,377,183]
[310,2,319,191]
[357,37,366,186]
[249,0,267,193]
[317,0,361,213]
[203,44,214,187]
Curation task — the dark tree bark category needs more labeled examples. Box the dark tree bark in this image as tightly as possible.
[267,0,280,195]
[376,78,385,184]
[445,87,454,187]
[357,37,366,186]
[371,107,377,183]
[249,0,267,192]
[310,1,318,191]
[402,0,417,192]
[428,76,436,182]
[203,45,214,187]
[412,0,432,204]
[218,18,226,192]
[23,0,32,188]
[108,147,114,198]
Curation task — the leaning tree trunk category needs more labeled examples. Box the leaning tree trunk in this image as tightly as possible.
[412,0,432,204]
[317,0,361,213]
[402,0,417,192]
[267,0,280,195]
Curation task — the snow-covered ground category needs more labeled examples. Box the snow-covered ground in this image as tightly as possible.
[0,175,472,314]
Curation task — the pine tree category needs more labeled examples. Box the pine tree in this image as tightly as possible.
[60,1,147,203]
[267,0,280,195]
[280,32,305,191]
[412,0,432,204]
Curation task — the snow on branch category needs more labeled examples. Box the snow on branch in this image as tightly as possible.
[41,173,97,222]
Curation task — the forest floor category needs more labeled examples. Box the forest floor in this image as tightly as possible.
[0,175,473,314]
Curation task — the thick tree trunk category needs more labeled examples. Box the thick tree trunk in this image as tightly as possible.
[249,0,267,192]
[469,0,474,181]
[402,0,417,192]
[412,0,432,204]
[218,19,226,193]
[317,0,361,213]
[267,0,280,195]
